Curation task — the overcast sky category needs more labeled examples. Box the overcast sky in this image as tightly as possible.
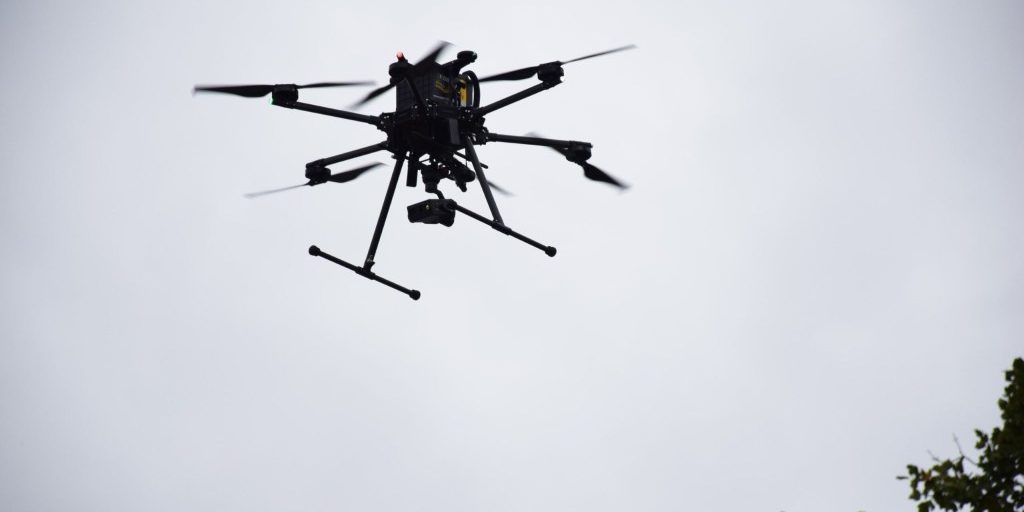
[1,1,1022,511]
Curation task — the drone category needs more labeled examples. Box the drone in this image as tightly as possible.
[194,42,634,300]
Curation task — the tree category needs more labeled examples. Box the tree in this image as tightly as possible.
[900,357,1024,511]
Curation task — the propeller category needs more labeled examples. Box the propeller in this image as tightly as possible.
[527,133,628,189]
[244,162,384,198]
[353,41,451,107]
[478,44,636,82]
[570,159,627,189]
[486,180,513,196]
[193,81,375,98]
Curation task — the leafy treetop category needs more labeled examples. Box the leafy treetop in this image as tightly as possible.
[900,357,1024,512]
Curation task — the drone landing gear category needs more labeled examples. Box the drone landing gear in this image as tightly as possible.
[308,154,421,300]
[449,140,554,255]
[451,201,557,257]
[408,198,555,257]
[463,140,503,224]
[308,245,420,300]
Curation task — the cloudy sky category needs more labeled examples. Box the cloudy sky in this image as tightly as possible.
[1,1,1022,511]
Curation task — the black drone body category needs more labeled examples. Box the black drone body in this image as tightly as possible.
[195,43,634,300]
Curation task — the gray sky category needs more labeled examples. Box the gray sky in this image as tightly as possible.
[1,1,1022,511]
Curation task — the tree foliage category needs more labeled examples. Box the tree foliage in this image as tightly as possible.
[900,357,1024,512]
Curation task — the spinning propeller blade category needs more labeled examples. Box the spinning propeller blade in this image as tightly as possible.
[578,161,627,189]
[325,162,384,183]
[244,183,306,199]
[528,132,629,189]
[355,83,399,107]
[193,81,375,98]
[478,66,540,83]
[486,180,513,196]
[244,162,384,198]
[478,44,636,82]
[412,41,452,72]
[353,41,451,107]
[561,45,638,64]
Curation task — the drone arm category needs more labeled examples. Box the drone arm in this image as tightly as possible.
[307,141,389,168]
[475,80,559,117]
[276,100,381,127]
[487,133,625,188]
[485,133,591,151]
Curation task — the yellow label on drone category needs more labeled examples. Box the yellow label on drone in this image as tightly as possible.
[434,79,451,95]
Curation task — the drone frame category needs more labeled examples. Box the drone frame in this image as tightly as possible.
[202,45,629,300]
